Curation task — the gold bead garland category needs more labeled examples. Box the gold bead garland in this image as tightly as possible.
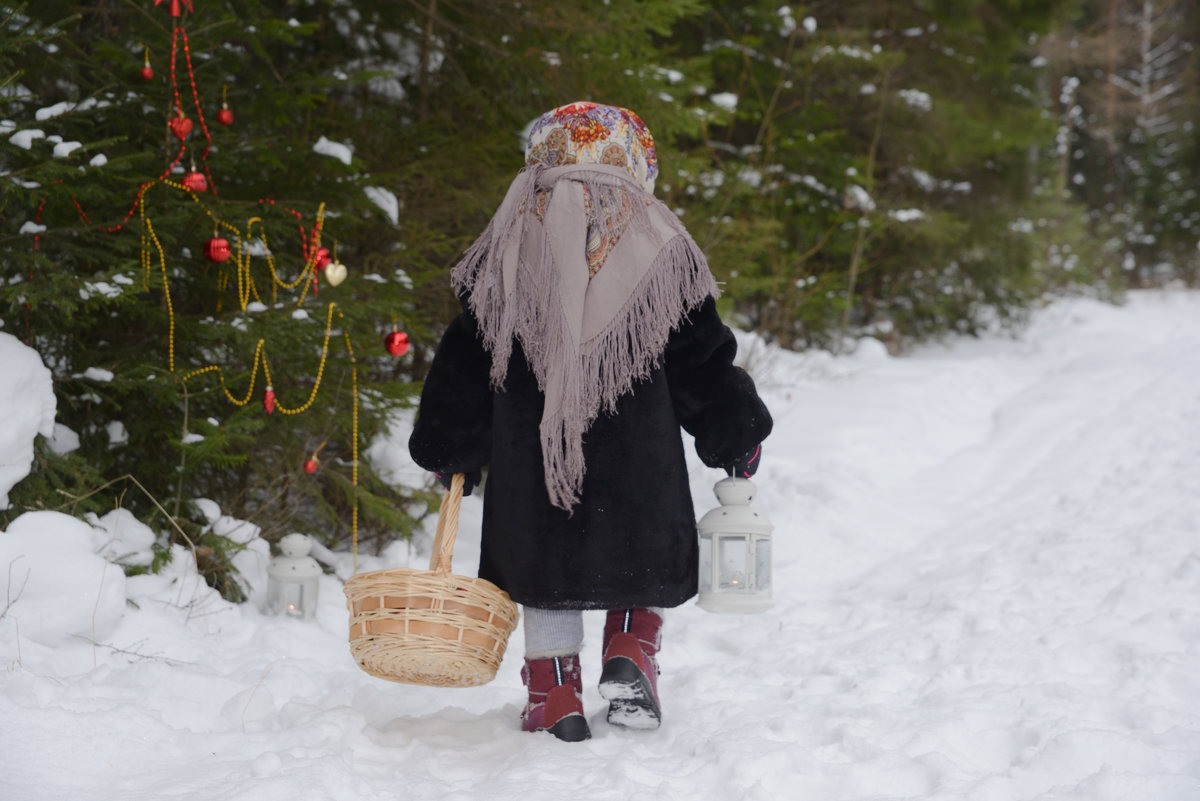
[136,178,360,555]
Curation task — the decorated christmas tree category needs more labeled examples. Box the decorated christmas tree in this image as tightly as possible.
[1,2,432,594]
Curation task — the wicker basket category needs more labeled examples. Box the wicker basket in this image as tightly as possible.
[344,473,519,687]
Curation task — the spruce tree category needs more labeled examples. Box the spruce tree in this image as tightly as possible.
[0,2,431,590]
[663,0,1108,349]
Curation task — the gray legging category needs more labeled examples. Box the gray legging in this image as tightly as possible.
[523,605,663,659]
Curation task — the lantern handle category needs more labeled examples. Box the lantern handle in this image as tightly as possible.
[429,472,464,576]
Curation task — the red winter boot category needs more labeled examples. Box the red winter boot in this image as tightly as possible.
[598,608,663,729]
[520,654,591,742]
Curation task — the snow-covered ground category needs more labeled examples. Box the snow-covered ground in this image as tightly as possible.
[2,290,1198,801]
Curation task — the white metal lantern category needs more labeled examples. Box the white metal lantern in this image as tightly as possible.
[697,477,773,614]
[266,533,321,621]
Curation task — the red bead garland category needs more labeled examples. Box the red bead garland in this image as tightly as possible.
[155,0,193,19]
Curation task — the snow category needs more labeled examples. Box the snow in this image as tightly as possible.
[778,7,796,36]
[0,334,55,508]
[364,186,399,225]
[899,88,933,112]
[657,67,684,84]
[711,92,738,111]
[313,136,353,166]
[2,291,1200,800]
[80,367,114,382]
[889,208,926,222]
[9,129,45,149]
[46,423,79,455]
[105,420,128,446]
[79,281,122,300]
[846,183,876,212]
[35,98,103,120]
[52,140,82,158]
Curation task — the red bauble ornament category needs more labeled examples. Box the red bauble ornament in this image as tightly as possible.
[140,65,155,81]
[182,170,208,193]
[303,458,318,474]
[216,106,234,126]
[384,331,410,357]
[204,237,230,263]
[168,114,193,141]
[263,386,276,414]
[313,247,332,271]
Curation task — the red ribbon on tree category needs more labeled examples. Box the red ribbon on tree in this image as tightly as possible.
[155,0,194,18]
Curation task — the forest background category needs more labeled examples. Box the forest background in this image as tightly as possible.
[1,0,1197,597]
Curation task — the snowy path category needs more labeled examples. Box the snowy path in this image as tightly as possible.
[2,291,1199,800]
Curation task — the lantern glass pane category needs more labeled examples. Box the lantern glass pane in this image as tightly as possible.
[283,583,305,617]
[698,535,712,594]
[717,535,748,591]
[754,535,771,592]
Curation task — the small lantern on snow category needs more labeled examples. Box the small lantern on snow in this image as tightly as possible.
[266,533,321,620]
[697,477,773,614]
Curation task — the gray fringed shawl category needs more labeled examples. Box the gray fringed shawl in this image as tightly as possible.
[451,162,719,510]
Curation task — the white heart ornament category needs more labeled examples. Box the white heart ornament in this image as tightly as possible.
[325,261,348,287]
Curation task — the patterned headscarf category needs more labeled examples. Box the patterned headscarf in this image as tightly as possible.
[525,102,658,193]
[525,103,659,279]
[453,102,717,510]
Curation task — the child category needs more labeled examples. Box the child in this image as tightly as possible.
[409,102,772,741]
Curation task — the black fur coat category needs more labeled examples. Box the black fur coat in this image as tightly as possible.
[408,296,772,610]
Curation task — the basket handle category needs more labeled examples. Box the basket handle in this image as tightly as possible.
[429,472,464,576]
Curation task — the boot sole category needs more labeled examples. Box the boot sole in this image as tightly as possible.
[547,713,592,742]
[598,656,661,730]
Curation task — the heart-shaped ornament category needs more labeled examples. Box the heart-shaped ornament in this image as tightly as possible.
[324,261,348,286]
[169,114,193,141]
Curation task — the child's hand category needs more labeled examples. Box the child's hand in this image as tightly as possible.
[725,445,762,478]
[436,470,482,496]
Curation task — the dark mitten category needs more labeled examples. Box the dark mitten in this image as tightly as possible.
[436,470,482,496]
[725,445,762,478]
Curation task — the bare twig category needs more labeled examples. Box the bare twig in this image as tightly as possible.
[90,494,127,668]
[242,665,275,733]
[54,473,199,554]
[67,634,192,667]
[405,0,506,56]
[1,556,30,623]
[176,389,191,520]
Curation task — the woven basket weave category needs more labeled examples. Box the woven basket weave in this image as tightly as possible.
[344,474,518,687]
